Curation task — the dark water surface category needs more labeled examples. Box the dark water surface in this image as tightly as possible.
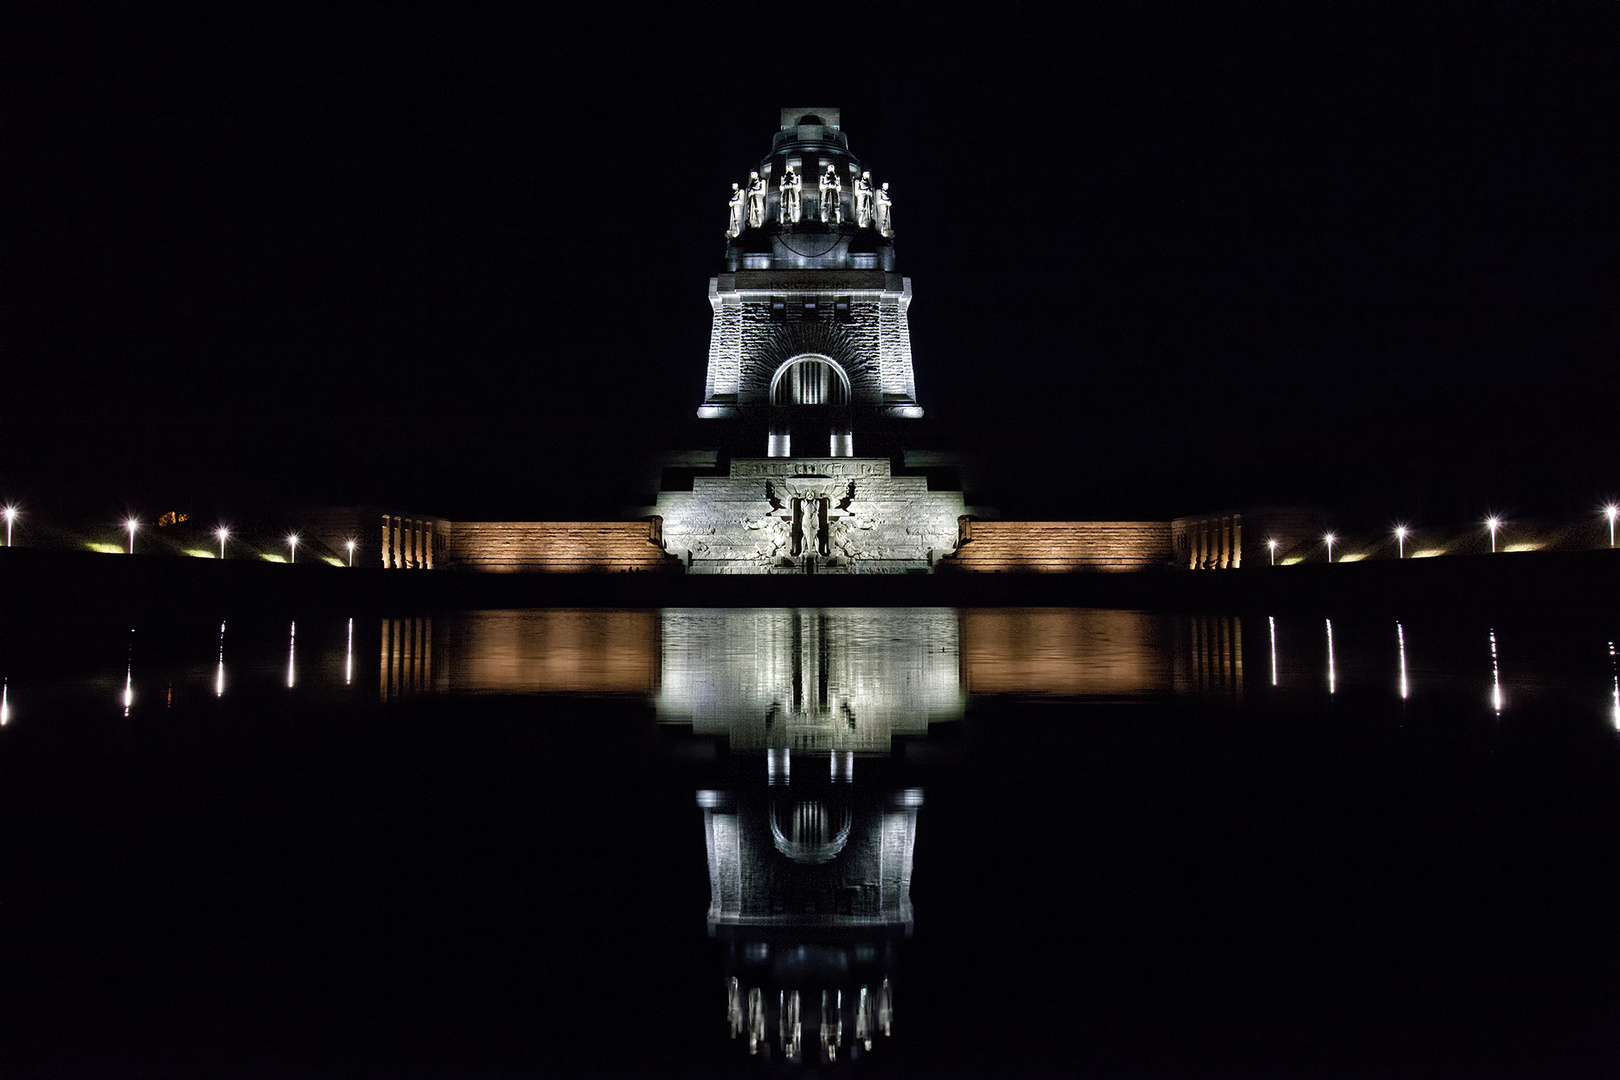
[2,607,1618,1078]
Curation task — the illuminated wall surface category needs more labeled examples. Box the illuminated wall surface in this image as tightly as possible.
[943,521,1173,573]
[445,521,677,573]
[378,607,1244,708]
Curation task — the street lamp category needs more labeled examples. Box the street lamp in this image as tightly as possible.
[1324,532,1336,563]
[1394,525,1408,559]
[345,539,356,567]
[216,527,229,560]
[1266,537,1278,566]
[1604,504,1617,548]
[1486,516,1501,553]
[125,518,138,554]
[3,505,17,548]
[287,534,299,564]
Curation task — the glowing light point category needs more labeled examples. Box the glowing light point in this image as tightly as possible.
[287,534,299,564]
[125,518,139,554]
[1394,525,1408,559]
[3,505,17,547]
[345,539,356,567]
[1485,516,1501,553]
[216,527,229,560]
[1604,505,1618,548]
[1324,532,1336,563]
[1,678,9,725]
[1266,538,1278,566]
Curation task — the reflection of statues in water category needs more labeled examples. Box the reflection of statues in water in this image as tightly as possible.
[874,181,893,236]
[853,171,874,228]
[820,164,842,225]
[746,170,767,228]
[726,182,746,237]
[697,782,918,1064]
[779,167,802,225]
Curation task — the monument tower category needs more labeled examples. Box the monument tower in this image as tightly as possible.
[655,109,963,573]
[699,107,921,457]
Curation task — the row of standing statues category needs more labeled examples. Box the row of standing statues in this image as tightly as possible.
[727,165,893,238]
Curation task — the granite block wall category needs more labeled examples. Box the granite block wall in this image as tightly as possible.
[941,520,1173,573]
[445,520,679,573]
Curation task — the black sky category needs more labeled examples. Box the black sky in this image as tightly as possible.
[6,5,1617,526]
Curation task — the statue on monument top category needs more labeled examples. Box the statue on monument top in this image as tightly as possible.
[779,166,803,226]
[726,182,747,238]
[873,181,893,237]
[746,170,767,229]
[820,164,842,225]
[853,171,874,229]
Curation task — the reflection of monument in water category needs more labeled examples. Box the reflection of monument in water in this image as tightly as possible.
[669,609,946,1065]
[375,608,1246,704]
[371,607,1245,1063]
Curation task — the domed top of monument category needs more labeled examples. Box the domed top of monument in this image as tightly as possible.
[722,107,897,272]
[771,108,851,153]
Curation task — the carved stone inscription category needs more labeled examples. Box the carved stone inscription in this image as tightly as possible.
[731,458,888,478]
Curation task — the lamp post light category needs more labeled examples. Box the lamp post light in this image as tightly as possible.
[1486,516,1501,554]
[3,505,17,547]
[125,518,138,554]
[1605,504,1617,548]
[1395,525,1408,559]
[1266,537,1278,566]
[216,527,229,560]
[345,539,356,567]
[1324,532,1336,564]
[288,534,299,564]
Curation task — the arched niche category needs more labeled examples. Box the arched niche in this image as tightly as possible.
[769,354,851,407]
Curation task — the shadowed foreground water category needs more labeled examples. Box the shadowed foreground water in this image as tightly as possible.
[2,607,1617,1077]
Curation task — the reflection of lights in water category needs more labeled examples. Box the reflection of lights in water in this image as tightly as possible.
[1609,643,1618,730]
[345,617,353,685]
[124,629,135,716]
[1397,622,1409,699]
[1268,615,1278,686]
[1490,630,1502,714]
[286,622,296,689]
[1326,619,1336,694]
[1,678,9,725]
[215,621,226,697]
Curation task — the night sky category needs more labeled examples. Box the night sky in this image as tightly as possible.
[8,6,1616,527]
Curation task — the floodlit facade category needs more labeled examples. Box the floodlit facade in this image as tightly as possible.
[658,109,964,574]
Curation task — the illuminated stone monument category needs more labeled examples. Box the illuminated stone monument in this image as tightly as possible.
[656,108,964,573]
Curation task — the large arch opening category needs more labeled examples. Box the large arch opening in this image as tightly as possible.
[770,355,850,407]
[768,355,853,457]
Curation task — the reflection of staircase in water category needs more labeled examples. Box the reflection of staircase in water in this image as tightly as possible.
[658,608,963,752]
